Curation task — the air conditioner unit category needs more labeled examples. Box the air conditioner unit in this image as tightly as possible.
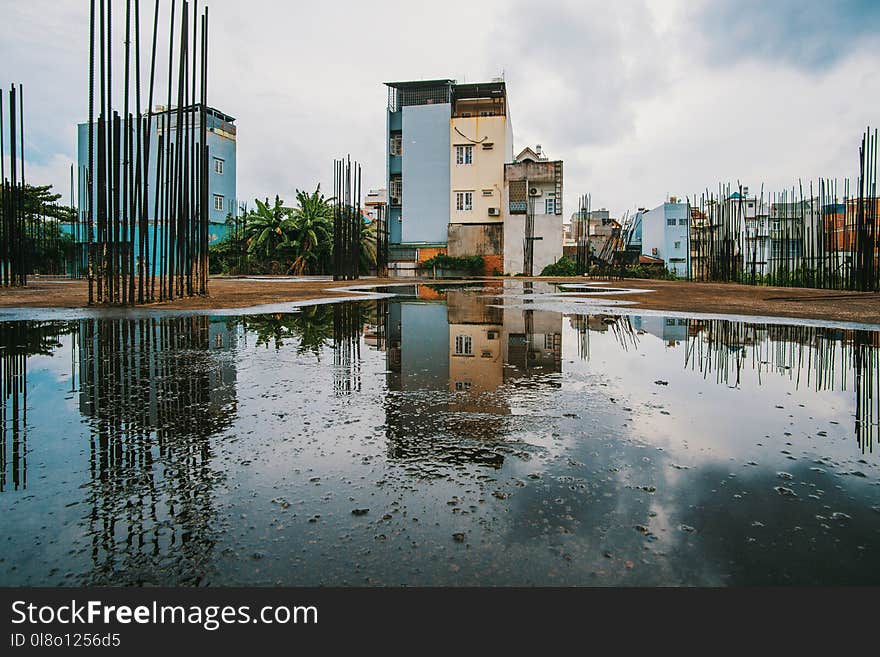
[390,196,400,205]
[529,187,542,197]
[488,207,499,216]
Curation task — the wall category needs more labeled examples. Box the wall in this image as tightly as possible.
[502,212,562,274]
[449,115,510,225]
[400,103,450,244]
[447,223,502,255]
[501,168,563,275]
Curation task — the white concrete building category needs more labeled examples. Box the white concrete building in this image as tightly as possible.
[502,146,563,275]
[639,199,690,277]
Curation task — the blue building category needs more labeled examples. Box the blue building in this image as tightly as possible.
[384,79,514,275]
[75,104,237,250]
[385,80,454,272]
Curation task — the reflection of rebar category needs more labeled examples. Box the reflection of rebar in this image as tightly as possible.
[681,318,879,452]
[333,302,364,394]
[75,314,235,583]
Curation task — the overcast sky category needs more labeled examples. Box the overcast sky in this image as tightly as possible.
[2,0,879,219]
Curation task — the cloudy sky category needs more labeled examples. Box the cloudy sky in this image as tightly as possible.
[2,0,879,219]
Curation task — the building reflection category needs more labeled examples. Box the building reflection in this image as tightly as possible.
[375,282,563,467]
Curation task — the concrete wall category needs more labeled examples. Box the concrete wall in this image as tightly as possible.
[447,223,502,256]
[401,103,450,244]
[502,213,563,275]
[449,115,509,225]
[502,175,563,275]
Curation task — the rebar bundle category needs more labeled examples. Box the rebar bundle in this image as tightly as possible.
[374,203,388,277]
[687,128,879,291]
[575,193,590,274]
[333,156,362,281]
[0,84,27,287]
[86,0,211,305]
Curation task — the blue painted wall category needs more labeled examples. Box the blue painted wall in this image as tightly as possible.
[399,104,450,244]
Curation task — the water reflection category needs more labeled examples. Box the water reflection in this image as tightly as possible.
[0,321,71,491]
[0,283,879,585]
[571,313,880,451]
[379,285,562,468]
[74,317,239,584]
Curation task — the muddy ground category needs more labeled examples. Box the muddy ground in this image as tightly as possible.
[1,275,879,324]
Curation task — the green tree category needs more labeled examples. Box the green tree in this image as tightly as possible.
[287,185,333,275]
[245,195,294,264]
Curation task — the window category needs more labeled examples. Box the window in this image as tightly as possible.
[455,145,473,165]
[455,191,473,212]
[454,334,473,356]
[213,157,224,174]
[455,381,472,391]
[389,175,402,204]
[545,198,556,214]
[390,132,402,156]
[665,319,675,326]
[674,241,681,249]
[667,217,676,226]
[482,189,493,197]
[678,218,687,225]
[213,194,224,212]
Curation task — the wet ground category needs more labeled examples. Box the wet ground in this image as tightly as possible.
[1,281,878,586]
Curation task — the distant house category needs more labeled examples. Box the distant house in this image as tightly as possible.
[502,145,563,275]
[638,199,690,277]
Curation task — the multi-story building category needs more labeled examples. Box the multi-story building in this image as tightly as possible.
[363,188,387,223]
[384,79,514,276]
[503,146,563,275]
[634,198,690,277]
[76,104,237,249]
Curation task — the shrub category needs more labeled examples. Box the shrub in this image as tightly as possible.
[419,254,484,275]
[540,256,578,277]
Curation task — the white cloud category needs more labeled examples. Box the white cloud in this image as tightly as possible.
[2,0,878,220]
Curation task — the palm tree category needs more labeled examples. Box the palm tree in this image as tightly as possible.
[288,186,333,275]
[245,195,294,264]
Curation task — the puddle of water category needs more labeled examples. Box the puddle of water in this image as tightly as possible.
[1,281,878,586]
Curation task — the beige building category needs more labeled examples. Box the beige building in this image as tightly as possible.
[446,82,514,274]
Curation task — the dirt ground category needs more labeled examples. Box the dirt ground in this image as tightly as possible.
[1,275,879,324]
